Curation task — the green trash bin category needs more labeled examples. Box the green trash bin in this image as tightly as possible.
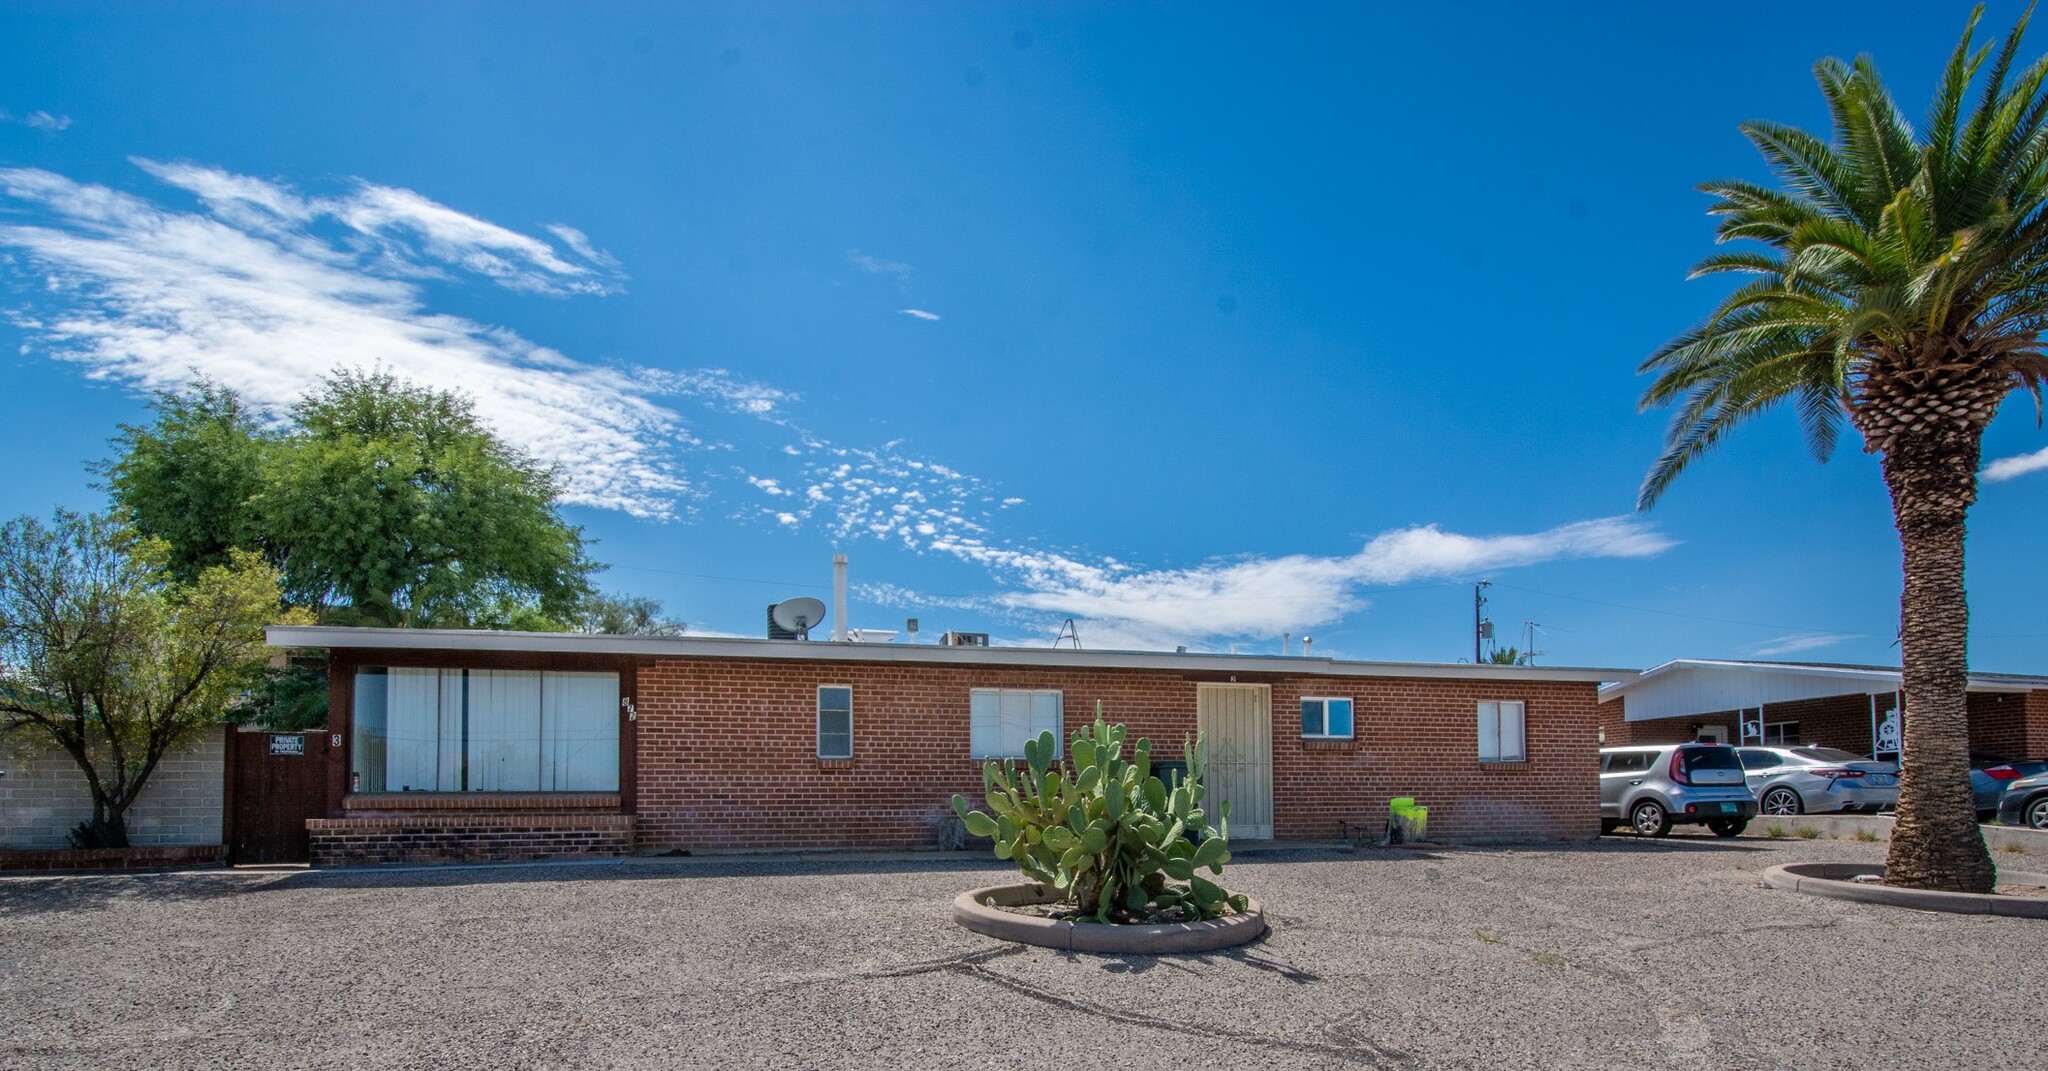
[1387,796,1429,844]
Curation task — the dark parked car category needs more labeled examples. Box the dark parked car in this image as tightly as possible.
[1972,756,2048,818]
[1995,770,2048,830]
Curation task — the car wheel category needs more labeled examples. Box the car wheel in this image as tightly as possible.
[1761,787,1804,816]
[2028,797,2048,831]
[1600,819,1619,836]
[1631,800,1671,838]
[1708,818,1748,838]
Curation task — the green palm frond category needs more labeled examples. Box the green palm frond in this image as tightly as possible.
[1641,3,2048,507]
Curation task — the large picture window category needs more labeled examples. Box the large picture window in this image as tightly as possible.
[351,667,620,793]
[970,689,1062,758]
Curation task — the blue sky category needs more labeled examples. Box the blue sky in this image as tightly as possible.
[1,2,2043,669]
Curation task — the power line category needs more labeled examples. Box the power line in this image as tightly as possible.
[1486,580,1865,637]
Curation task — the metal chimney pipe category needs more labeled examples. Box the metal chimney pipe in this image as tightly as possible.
[831,553,849,642]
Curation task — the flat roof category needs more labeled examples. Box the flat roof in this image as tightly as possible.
[1597,658,2048,722]
[265,625,1635,684]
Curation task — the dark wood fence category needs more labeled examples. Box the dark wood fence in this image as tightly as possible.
[225,730,334,864]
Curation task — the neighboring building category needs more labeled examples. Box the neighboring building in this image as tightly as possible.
[1597,659,2048,760]
[267,626,1632,865]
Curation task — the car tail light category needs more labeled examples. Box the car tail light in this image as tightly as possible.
[1985,765,2023,781]
[1669,749,1690,785]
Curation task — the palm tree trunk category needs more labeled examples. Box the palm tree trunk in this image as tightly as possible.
[1879,428,1995,893]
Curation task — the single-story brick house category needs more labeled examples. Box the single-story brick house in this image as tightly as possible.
[267,626,1632,865]
[1597,659,2048,760]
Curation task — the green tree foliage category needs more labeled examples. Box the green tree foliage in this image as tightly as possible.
[0,512,300,847]
[101,379,273,582]
[1484,645,1530,666]
[107,369,598,630]
[574,591,688,636]
[1639,7,2048,892]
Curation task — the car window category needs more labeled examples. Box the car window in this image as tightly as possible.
[1602,751,1650,773]
[1680,746,1742,774]
[1791,747,1867,763]
[1737,749,1778,770]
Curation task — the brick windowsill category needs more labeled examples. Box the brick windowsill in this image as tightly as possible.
[1300,740,1360,751]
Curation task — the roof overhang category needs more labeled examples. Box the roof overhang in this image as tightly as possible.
[265,625,1635,684]
[1597,658,2048,722]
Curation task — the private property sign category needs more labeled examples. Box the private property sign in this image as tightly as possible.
[268,734,305,757]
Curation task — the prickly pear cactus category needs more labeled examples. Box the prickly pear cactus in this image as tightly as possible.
[952,703,1250,923]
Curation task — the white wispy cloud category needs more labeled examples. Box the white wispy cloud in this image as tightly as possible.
[1983,446,2048,482]
[0,161,683,515]
[916,518,1675,651]
[0,109,72,132]
[847,250,912,279]
[1744,631,1860,657]
[899,308,941,321]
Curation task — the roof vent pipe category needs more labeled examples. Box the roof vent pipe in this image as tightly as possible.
[831,553,849,642]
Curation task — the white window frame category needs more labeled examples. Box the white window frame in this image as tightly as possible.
[1300,696,1355,740]
[1762,720,1801,746]
[1477,699,1527,763]
[817,684,853,759]
[969,688,1063,759]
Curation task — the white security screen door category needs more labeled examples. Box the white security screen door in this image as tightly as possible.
[1196,684,1274,840]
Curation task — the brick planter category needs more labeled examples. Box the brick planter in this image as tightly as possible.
[309,793,633,866]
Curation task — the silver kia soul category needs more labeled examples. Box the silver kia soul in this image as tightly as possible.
[1600,744,1758,837]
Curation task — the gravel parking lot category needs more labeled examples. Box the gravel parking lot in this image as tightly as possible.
[3,835,2041,1070]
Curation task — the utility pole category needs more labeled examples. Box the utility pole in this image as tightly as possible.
[1473,580,1492,662]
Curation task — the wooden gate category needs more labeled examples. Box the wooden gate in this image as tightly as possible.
[225,729,333,864]
[1196,684,1274,840]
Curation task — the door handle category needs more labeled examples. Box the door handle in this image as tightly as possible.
[1629,779,1643,786]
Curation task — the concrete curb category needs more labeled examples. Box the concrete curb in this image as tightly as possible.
[952,882,1267,953]
[1760,862,2048,918]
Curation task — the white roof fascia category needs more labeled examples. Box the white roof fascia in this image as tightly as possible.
[264,625,1633,684]
[1597,658,2048,723]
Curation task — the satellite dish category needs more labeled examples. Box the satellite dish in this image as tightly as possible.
[771,597,828,639]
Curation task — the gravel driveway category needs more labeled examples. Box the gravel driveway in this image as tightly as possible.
[2,835,2039,1070]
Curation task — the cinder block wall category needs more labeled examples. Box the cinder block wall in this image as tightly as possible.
[632,658,1600,850]
[0,726,225,849]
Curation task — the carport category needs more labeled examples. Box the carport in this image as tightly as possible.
[1595,659,2048,759]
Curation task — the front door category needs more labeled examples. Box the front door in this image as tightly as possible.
[1196,684,1273,840]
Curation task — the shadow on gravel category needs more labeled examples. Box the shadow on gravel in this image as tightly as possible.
[245,851,1014,894]
[0,871,251,920]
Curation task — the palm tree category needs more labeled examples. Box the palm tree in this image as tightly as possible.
[1639,6,2048,893]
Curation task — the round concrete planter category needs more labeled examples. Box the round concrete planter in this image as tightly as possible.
[1761,862,2048,918]
[952,882,1267,953]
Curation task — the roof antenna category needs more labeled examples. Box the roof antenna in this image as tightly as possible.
[1053,618,1082,649]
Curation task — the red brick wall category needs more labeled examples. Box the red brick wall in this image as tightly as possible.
[306,813,633,866]
[1971,692,2032,757]
[631,657,1601,849]
[0,844,223,873]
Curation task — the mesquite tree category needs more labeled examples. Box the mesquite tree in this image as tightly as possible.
[0,512,294,847]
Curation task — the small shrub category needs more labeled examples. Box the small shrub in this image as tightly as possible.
[1475,928,1504,944]
[1530,952,1566,967]
[1795,825,1822,839]
[1854,829,1879,843]
[1764,824,1787,838]
[2000,842,2026,855]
